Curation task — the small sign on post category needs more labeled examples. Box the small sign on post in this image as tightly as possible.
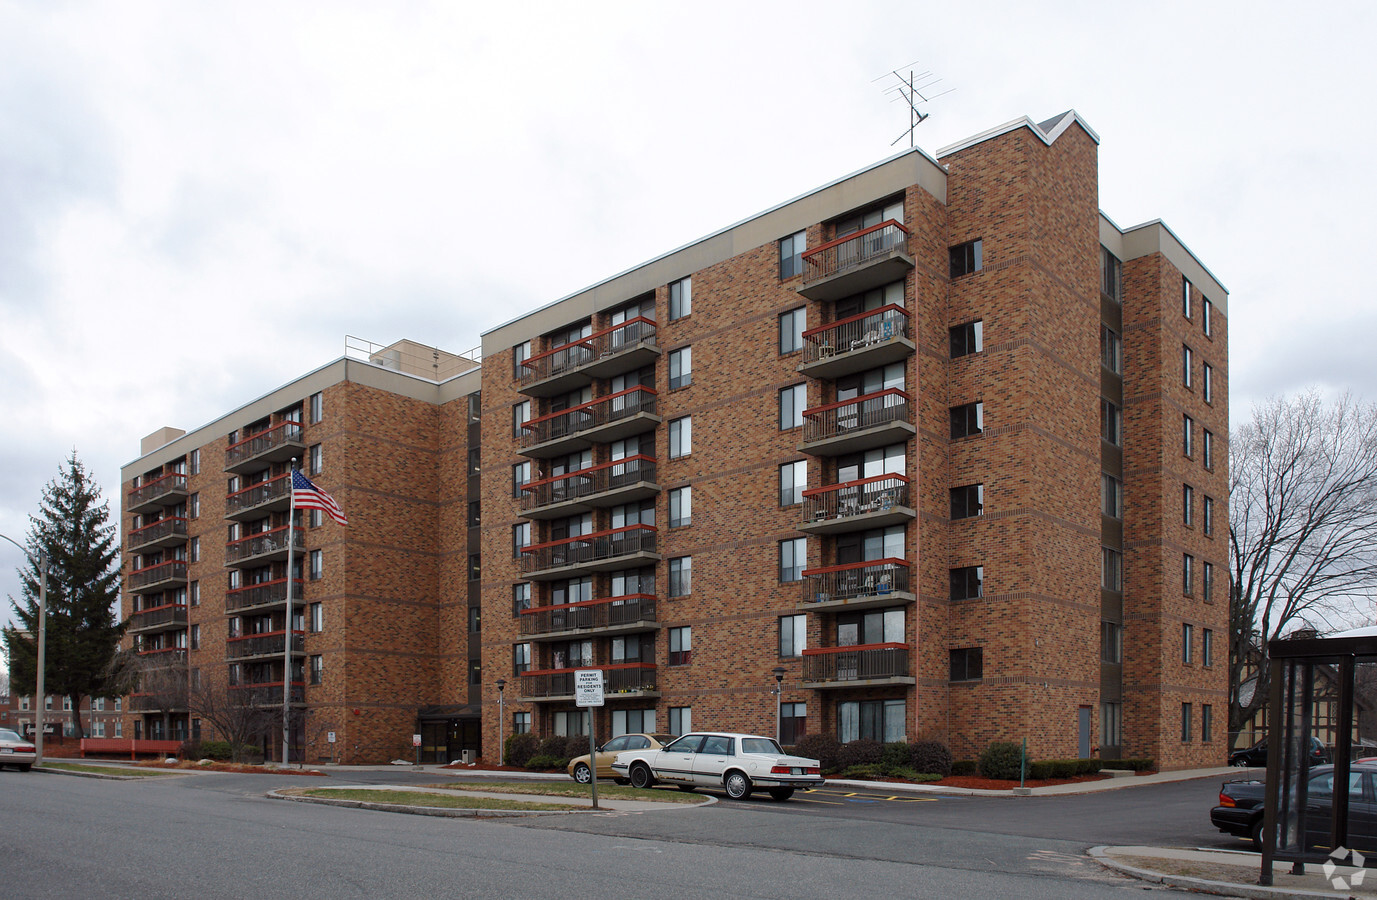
[574,669,604,809]
[413,732,422,767]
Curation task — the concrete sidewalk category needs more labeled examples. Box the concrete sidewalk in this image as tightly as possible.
[1094,845,1377,899]
[270,782,710,817]
[821,765,1239,797]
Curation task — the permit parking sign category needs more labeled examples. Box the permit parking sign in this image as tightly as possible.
[574,669,604,707]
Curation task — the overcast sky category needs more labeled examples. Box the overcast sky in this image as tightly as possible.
[2,1,1375,642]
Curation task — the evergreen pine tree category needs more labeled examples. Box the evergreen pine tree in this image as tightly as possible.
[3,452,125,737]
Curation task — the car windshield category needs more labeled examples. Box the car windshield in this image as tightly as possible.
[740,737,784,755]
[0,729,21,742]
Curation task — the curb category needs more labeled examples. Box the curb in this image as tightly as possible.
[270,789,586,818]
[1088,846,1353,899]
[34,765,182,781]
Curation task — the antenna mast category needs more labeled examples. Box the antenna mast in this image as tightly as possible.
[874,63,951,148]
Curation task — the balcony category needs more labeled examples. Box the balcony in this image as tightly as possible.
[228,682,305,705]
[801,643,915,689]
[519,387,660,459]
[800,558,914,610]
[127,603,189,635]
[128,560,188,594]
[798,305,914,380]
[128,517,189,553]
[798,388,915,456]
[798,221,913,302]
[224,422,305,475]
[225,578,304,615]
[136,646,187,664]
[226,630,305,662]
[520,456,659,520]
[129,689,188,713]
[521,525,660,581]
[127,473,189,515]
[518,663,658,701]
[518,317,660,398]
[225,474,291,520]
[224,526,304,568]
[519,594,657,640]
[798,475,915,535]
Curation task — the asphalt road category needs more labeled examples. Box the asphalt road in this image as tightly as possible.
[0,766,1236,899]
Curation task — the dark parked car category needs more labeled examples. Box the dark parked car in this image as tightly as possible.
[1211,763,1377,851]
[1228,736,1327,768]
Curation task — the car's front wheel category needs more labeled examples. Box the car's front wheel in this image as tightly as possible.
[1250,817,1264,851]
[724,771,753,800]
[630,763,655,790]
[768,788,794,801]
[572,763,592,784]
[1232,758,1251,767]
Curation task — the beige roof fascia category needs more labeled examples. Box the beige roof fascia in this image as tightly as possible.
[1100,212,1229,315]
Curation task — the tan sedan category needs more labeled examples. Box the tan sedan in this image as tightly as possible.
[568,733,677,784]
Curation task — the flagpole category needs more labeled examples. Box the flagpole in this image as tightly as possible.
[283,457,297,767]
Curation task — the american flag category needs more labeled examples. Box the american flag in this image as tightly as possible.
[292,470,348,526]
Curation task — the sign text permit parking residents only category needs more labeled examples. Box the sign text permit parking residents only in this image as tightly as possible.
[575,669,604,707]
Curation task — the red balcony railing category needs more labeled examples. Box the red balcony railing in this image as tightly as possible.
[801,388,912,444]
[128,603,189,633]
[520,525,658,575]
[128,517,189,551]
[224,526,304,566]
[228,681,304,704]
[226,630,305,661]
[128,560,188,592]
[519,387,658,449]
[226,473,290,516]
[519,594,656,637]
[519,317,657,385]
[520,456,657,512]
[518,663,657,699]
[136,646,187,663]
[801,558,910,603]
[802,643,909,682]
[225,578,304,614]
[802,220,909,283]
[802,474,910,524]
[129,688,187,712]
[225,421,304,471]
[127,472,188,509]
[801,305,910,364]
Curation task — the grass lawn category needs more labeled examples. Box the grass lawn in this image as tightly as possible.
[288,788,580,811]
[423,781,703,803]
[42,762,170,777]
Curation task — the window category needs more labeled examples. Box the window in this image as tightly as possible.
[467,607,481,634]
[189,448,201,475]
[669,486,692,528]
[667,556,694,598]
[779,384,807,430]
[669,706,692,735]
[1183,484,1194,526]
[1203,628,1214,667]
[512,522,531,557]
[512,401,531,437]
[950,484,984,519]
[949,320,983,358]
[1183,414,1194,457]
[189,537,200,562]
[309,443,322,475]
[512,461,532,497]
[1203,429,1214,469]
[779,306,806,354]
[669,277,692,320]
[512,711,531,734]
[1203,495,1215,536]
[1202,704,1213,742]
[467,392,481,422]
[309,655,323,685]
[1100,246,1122,302]
[1181,703,1193,741]
[309,549,323,581]
[512,583,531,616]
[1101,621,1123,663]
[837,698,905,743]
[781,703,807,745]
[1203,364,1213,403]
[779,460,806,507]
[1101,701,1122,747]
[469,448,481,475]
[190,624,200,650]
[1182,623,1194,663]
[1203,299,1213,337]
[949,647,983,682]
[611,709,657,737]
[309,602,323,633]
[779,538,806,583]
[1102,547,1123,591]
[950,565,983,601]
[1182,276,1192,319]
[1101,326,1122,374]
[949,239,982,278]
[1204,562,1215,602]
[1182,345,1193,388]
[1102,399,1122,445]
[310,391,323,424]
[950,401,983,439]
[512,340,531,378]
[63,696,72,711]
[780,231,806,279]
[668,346,692,389]
[468,501,481,527]
[468,554,480,581]
[190,581,200,606]
[189,492,200,519]
[779,614,806,658]
[669,416,692,458]
[513,643,531,675]
[1183,554,1195,596]
[1102,474,1123,518]
[309,509,322,528]
[668,626,692,665]
[468,660,482,686]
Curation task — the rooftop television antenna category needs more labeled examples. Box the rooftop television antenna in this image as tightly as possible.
[875,63,951,148]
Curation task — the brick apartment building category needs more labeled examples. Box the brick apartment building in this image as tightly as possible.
[481,110,1228,769]
[119,341,482,763]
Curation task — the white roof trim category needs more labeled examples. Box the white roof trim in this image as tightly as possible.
[937,109,1100,158]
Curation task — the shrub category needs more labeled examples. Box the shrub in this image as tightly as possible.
[951,760,978,776]
[564,735,591,759]
[504,733,539,767]
[196,740,233,761]
[880,742,911,770]
[1102,757,1154,772]
[1078,758,1101,776]
[978,741,1030,780]
[909,740,954,777]
[836,738,883,770]
[537,736,569,759]
[524,754,567,770]
[793,734,842,772]
[839,763,885,779]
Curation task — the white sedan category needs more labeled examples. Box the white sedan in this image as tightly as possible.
[611,731,822,801]
[0,728,36,772]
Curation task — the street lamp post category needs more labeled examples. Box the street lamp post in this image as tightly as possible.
[495,678,506,766]
[772,666,786,744]
[1,533,48,766]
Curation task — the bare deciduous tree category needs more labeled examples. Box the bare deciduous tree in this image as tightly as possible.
[1230,391,1377,744]
[187,667,278,762]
